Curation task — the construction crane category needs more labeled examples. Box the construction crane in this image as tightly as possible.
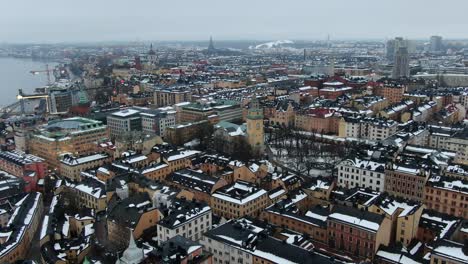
[30,64,53,85]
[17,89,49,116]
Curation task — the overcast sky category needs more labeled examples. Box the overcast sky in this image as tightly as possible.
[1,0,467,43]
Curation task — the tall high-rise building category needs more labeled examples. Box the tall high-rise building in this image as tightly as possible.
[406,39,417,54]
[392,47,410,79]
[386,37,406,61]
[386,39,395,61]
[430,36,443,52]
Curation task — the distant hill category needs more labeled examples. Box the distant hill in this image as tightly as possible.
[249,40,294,49]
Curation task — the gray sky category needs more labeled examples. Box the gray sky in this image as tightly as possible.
[1,0,467,43]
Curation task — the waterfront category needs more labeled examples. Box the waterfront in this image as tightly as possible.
[0,57,57,107]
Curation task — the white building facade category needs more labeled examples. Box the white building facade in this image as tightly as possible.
[156,203,212,244]
[337,158,386,192]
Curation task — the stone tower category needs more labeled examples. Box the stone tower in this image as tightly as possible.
[246,94,264,154]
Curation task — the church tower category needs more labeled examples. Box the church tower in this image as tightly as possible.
[246,94,264,154]
[115,232,144,264]
[208,36,215,51]
[148,43,157,66]
[207,36,216,55]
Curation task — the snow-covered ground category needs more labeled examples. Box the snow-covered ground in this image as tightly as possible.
[268,139,341,177]
[249,40,294,49]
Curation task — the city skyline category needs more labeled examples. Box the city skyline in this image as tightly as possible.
[0,1,467,263]
[1,0,468,43]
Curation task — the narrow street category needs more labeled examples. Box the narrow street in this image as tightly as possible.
[26,205,49,262]
[94,214,108,249]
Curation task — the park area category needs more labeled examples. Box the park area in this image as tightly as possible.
[266,128,358,177]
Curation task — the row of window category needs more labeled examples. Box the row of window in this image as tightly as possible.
[340,173,382,183]
[329,222,374,239]
[428,188,466,199]
[338,179,382,191]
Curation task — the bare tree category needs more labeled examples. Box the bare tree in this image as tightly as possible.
[304,159,314,176]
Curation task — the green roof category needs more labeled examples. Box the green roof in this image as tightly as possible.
[182,103,213,111]
[78,90,89,104]
[215,121,239,130]
[38,117,105,139]
[216,99,240,106]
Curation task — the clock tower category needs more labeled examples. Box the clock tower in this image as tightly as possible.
[246,94,264,154]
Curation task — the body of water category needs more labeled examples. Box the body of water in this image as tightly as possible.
[0,57,57,107]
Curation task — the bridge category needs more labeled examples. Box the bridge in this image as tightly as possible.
[1,89,49,116]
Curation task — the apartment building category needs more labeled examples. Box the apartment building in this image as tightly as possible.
[145,235,213,263]
[0,172,25,203]
[261,201,329,244]
[351,96,389,113]
[426,126,468,165]
[154,88,192,107]
[365,119,399,141]
[157,199,212,243]
[295,108,340,134]
[327,205,392,261]
[445,164,468,180]
[384,163,430,202]
[303,178,335,206]
[107,192,163,251]
[337,157,386,192]
[166,169,228,205]
[160,149,201,173]
[434,103,466,125]
[211,181,269,219]
[417,210,460,244]
[378,100,414,121]
[269,100,296,127]
[373,85,406,104]
[0,150,47,192]
[411,101,438,122]
[338,116,398,141]
[140,163,170,181]
[319,86,353,100]
[55,178,107,213]
[229,161,268,184]
[0,192,43,264]
[40,195,95,263]
[431,240,468,264]
[424,175,467,218]
[59,153,111,181]
[369,195,424,246]
[201,218,337,264]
